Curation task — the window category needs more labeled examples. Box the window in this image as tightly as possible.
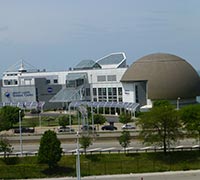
[113,88,117,96]
[135,85,139,103]
[53,79,58,84]
[118,87,123,102]
[118,97,123,102]
[93,97,97,102]
[108,88,112,95]
[46,79,51,84]
[86,88,90,96]
[98,88,107,101]
[66,80,75,88]
[93,88,97,96]
[76,79,84,86]
[98,88,102,96]
[107,75,116,81]
[4,80,9,85]
[97,75,106,82]
[24,79,32,85]
[103,88,106,95]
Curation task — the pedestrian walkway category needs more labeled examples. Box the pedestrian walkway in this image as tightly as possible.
[22,170,200,180]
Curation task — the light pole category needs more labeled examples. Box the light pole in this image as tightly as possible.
[90,74,94,135]
[177,97,181,110]
[19,109,23,156]
[76,131,81,180]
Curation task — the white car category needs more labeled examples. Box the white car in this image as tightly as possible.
[58,126,75,133]
[121,124,135,130]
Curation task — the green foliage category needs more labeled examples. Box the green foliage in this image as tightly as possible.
[153,100,172,107]
[0,137,13,158]
[180,104,200,143]
[0,106,24,131]
[57,115,71,127]
[38,130,62,169]
[93,114,106,125]
[119,131,131,150]
[79,134,92,154]
[43,116,56,126]
[137,100,182,153]
[1,151,200,178]
[119,112,132,124]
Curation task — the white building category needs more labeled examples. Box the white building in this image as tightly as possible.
[0,52,139,112]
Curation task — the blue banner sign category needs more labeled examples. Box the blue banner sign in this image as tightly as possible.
[13,91,34,97]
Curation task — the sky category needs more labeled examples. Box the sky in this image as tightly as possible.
[0,0,200,75]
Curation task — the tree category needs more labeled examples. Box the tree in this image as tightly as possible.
[119,131,131,152]
[79,134,92,154]
[180,104,200,145]
[93,114,106,130]
[57,115,70,127]
[0,106,24,131]
[38,130,62,169]
[119,113,132,125]
[137,100,182,154]
[0,137,13,158]
[44,116,55,126]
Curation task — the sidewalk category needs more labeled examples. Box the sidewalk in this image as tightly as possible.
[22,170,200,180]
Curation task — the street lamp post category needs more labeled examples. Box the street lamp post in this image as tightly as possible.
[76,131,81,180]
[177,97,181,110]
[19,110,23,156]
[90,74,95,135]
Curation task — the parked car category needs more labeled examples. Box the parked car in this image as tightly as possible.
[13,127,35,133]
[81,125,96,131]
[58,126,75,133]
[101,125,117,131]
[121,124,135,130]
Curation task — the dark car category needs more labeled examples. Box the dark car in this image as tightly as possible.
[101,125,117,131]
[13,127,35,133]
[58,126,75,133]
[81,125,96,131]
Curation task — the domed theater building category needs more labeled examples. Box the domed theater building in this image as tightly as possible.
[121,53,200,109]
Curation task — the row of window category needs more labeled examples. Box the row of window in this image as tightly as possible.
[4,79,18,85]
[97,75,117,82]
[46,79,58,84]
[92,87,123,102]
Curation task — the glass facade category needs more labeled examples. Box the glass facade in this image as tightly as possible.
[93,87,123,102]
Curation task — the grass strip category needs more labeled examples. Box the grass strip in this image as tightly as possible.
[0,151,200,179]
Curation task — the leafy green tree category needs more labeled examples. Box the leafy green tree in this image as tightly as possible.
[44,116,55,126]
[57,115,70,127]
[137,100,182,154]
[180,104,200,144]
[0,106,24,131]
[79,134,92,154]
[93,114,106,130]
[38,130,62,169]
[0,137,13,158]
[119,131,131,152]
[119,112,132,125]
[26,118,37,129]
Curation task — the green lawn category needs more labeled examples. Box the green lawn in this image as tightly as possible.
[0,151,200,179]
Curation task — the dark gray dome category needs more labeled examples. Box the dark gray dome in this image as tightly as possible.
[121,53,200,100]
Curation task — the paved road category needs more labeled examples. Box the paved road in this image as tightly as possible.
[24,170,200,180]
[10,136,197,153]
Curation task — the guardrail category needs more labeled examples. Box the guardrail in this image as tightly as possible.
[1,145,200,157]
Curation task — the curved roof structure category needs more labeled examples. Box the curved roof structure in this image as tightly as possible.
[121,53,200,100]
[96,52,126,69]
[74,59,101,70]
